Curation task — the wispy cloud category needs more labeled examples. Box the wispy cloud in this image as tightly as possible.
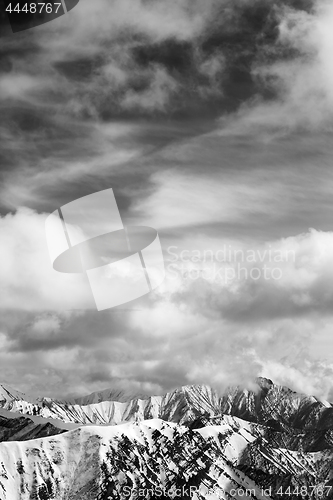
[222,0,333,133]
[0,0,321,214]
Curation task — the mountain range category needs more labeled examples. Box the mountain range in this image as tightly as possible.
[0,378,332,499]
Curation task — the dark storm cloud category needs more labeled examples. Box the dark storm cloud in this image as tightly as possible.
[37,0,314,120]
[0,309,134,352]
[0,0,316,213]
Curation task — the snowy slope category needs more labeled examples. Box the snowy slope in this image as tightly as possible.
[1,379,333,432]
[0,415,332,500]
[0,380,333,499]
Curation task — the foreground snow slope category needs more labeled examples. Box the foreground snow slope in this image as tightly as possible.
[0,415,332,500]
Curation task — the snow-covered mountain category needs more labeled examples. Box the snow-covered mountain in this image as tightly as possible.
[0,378,333,499]
[1,378,333,430]
[0,414,332,500]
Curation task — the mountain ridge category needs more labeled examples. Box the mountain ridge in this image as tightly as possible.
[1,378,333,431]
[0,378,333,498]
[0,414,332,500]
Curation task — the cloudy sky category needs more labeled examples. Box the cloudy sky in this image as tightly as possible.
[1,0,333,400]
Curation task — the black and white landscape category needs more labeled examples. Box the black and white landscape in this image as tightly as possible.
[1,377,333,499]
[1,0,333,498]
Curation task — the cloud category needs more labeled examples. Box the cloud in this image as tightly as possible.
[2,0,333,401]
[222,0,333,132]
[121,66,179,112]
[0,208,94,310]
[0,117,146,211]
[130,168,287,230]
[0,0,226,121]
[1,0,316,125]
[1,207,333,399]
[0,0,323,214]
[0,74,51,99]
[260,358,333,401]
[30,314,62,338]
[165,229,333,321]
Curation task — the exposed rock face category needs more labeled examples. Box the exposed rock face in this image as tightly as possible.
[1,379,333,430]
[0,414,65,442]
[0,379,332,499]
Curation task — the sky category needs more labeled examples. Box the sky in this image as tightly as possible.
[1,0,333,400]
